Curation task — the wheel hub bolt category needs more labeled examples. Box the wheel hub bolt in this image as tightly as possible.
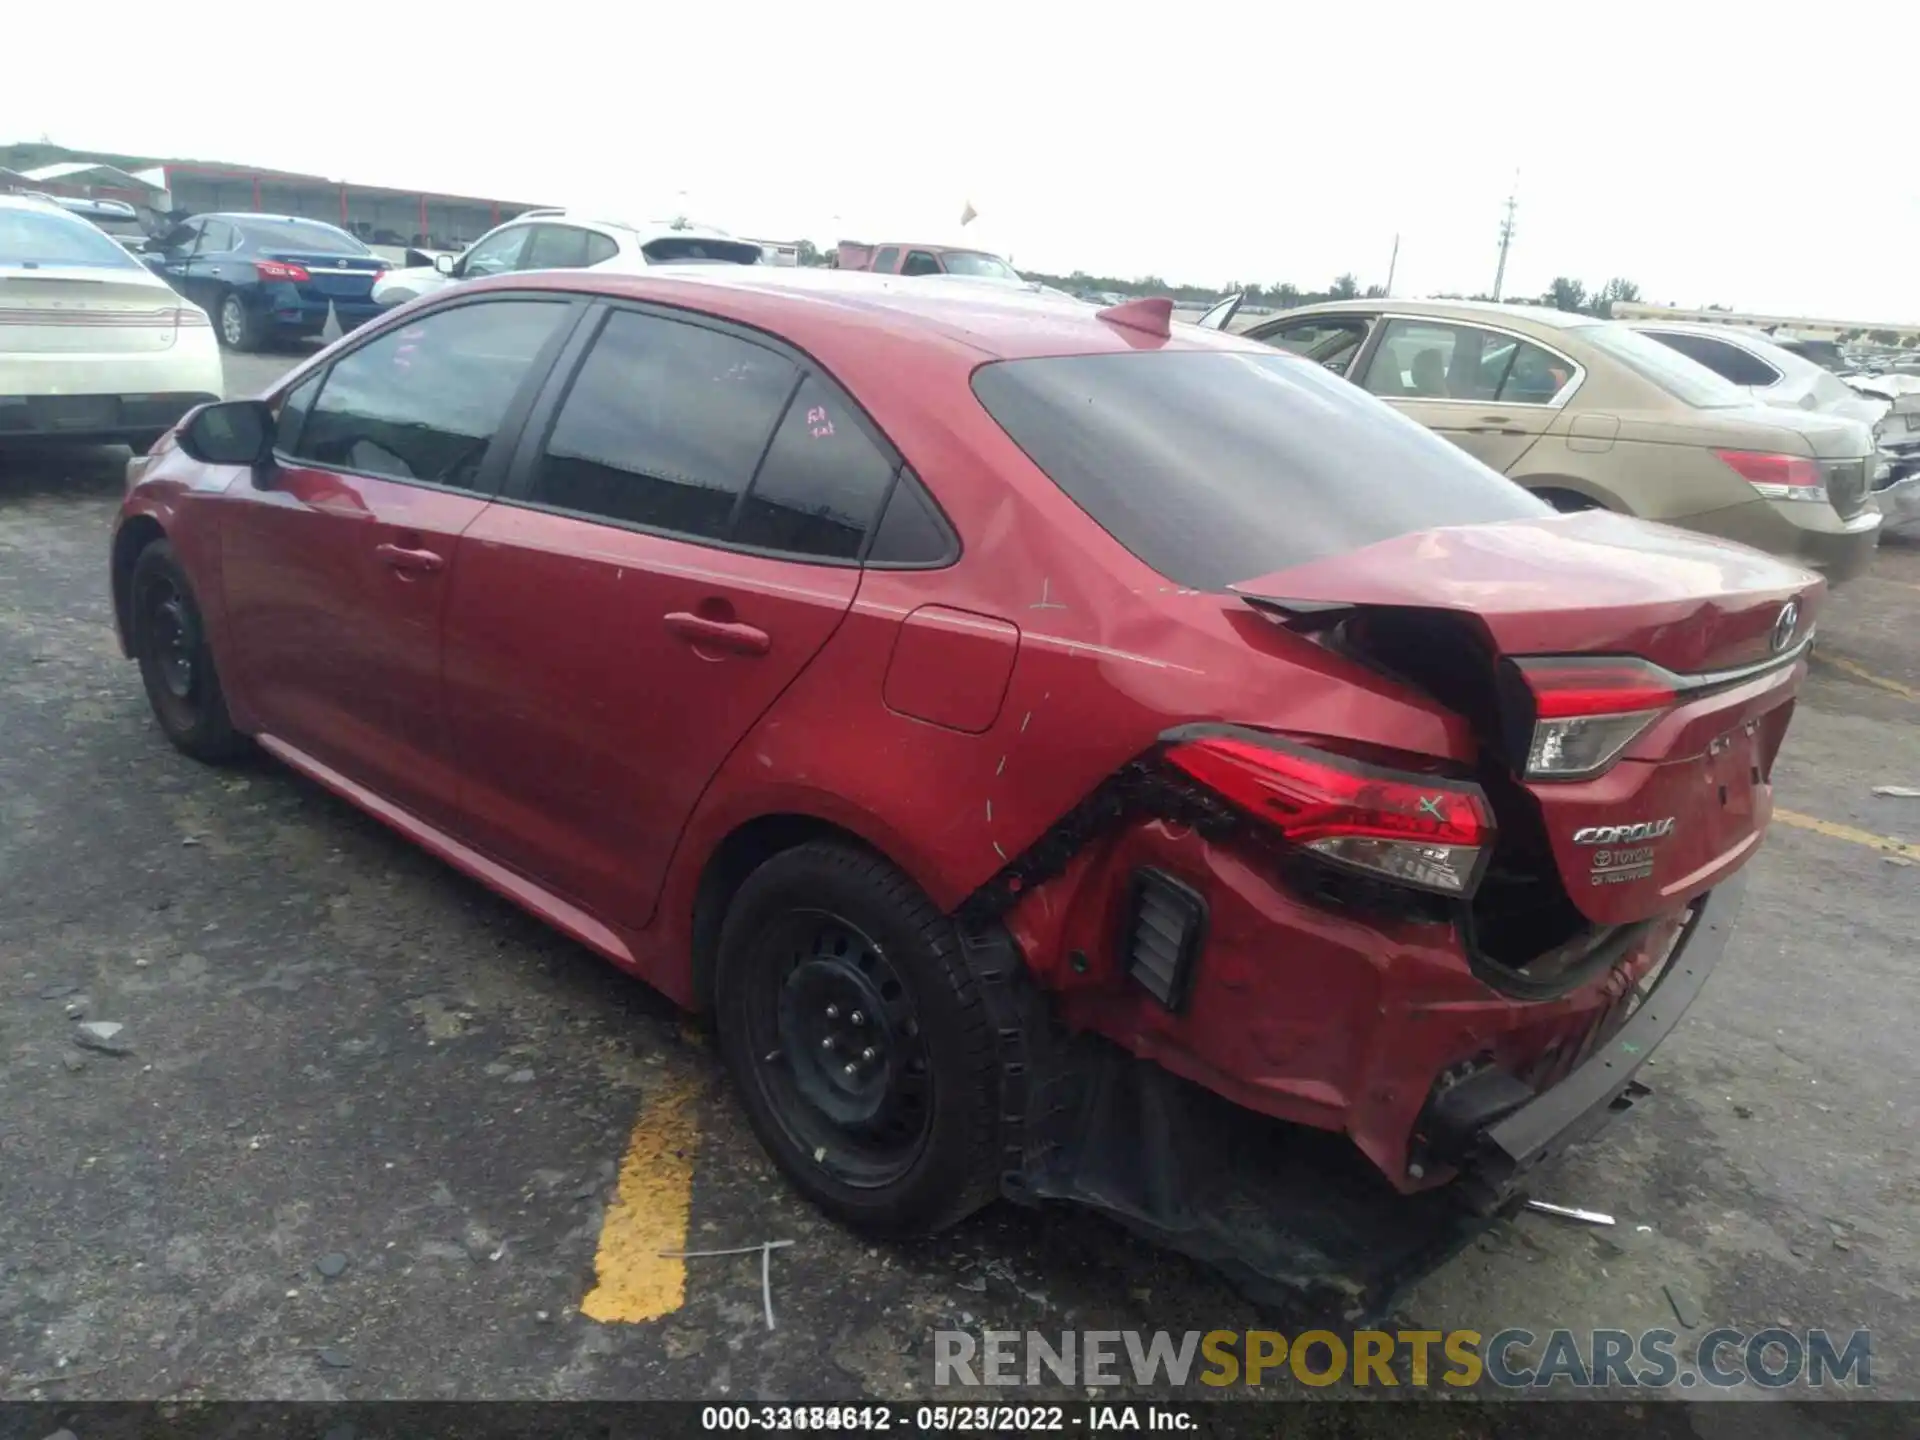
[820,1037,834,1049]
[843,1063,857,1077]
[861,1047,876,1062]
[825,1004,840,1019]
[850,1011,866,1025]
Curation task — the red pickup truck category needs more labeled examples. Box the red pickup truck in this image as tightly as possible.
[832,240,1023,280]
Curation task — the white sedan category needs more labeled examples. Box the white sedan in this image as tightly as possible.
[372,211,763,308]
[1,193,223,450]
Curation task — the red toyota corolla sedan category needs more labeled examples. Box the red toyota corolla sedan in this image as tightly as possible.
[110,269,1817,1295]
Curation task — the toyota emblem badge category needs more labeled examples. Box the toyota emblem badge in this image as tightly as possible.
[1771,599,1800,653]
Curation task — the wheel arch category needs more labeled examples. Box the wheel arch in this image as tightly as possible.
[686,811,913,1013]
[111,513,168,657]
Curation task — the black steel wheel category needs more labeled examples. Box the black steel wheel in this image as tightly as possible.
[714,841,1002,1234]
[130,540,248,763]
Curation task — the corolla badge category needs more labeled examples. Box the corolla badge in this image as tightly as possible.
[1772,600,1800,653]
[1573,819,1675,845]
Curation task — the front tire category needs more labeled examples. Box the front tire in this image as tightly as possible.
[215,291,261,352]
[713,840,1003,1235]
[129,539,249,764]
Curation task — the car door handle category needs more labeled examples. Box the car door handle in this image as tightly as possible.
[375,542,445,574]
[1467,418,1527,434]
[663,611,771,656]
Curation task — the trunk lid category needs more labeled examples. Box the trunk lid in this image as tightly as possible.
[262,249,388,303]
[0,268,192,353]
[1233,509,1820,674]
[1233,511,1820,932]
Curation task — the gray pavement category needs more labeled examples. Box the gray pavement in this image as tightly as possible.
[1,345,1916,1410]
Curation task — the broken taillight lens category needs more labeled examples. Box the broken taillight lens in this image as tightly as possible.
[1510,657,1678,780]
[1163,730,1493,896]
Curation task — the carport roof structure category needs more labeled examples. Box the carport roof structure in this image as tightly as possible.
[0,143,553,232]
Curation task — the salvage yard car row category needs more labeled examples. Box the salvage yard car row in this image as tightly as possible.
[105,266,1825,1306]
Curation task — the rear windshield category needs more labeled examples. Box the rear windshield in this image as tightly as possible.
[640,236,762,265]
[1573,322,1749,409]
[971,350,1549,591]
[234,218,370,255]
[0,207,143,270]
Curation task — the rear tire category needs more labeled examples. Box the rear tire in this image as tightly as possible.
[215,291,261,352]
[713,840,1002,1235]
[129,539,249,764]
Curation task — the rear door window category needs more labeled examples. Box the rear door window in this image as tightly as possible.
[527,309,798,539]
[285,299,570,490]
[871,246,900,273]
[1360,319,1572,404]
[901,250,943,277]
[971,350,1548,592]
[731,374,898,559]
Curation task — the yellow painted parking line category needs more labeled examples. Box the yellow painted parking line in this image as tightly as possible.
[1811,652,1920,702]
[1774,808,1920,861]
[581,1073,702,1324]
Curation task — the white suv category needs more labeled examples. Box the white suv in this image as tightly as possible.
[371,211,762,308]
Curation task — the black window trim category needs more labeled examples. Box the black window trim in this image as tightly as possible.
[266,289,592,500]
[493,295,961,570]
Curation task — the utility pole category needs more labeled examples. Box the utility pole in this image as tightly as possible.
[1384,234,1400,297]
[1491,174,1518,302]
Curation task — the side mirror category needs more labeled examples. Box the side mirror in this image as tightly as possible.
[177,400,275,468]
[434,253,457,276]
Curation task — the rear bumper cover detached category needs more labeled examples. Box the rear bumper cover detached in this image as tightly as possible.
[1450,867,1744,1202]
[996,870,1745,1319]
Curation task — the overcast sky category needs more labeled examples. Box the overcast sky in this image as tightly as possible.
[7,2,1917,320]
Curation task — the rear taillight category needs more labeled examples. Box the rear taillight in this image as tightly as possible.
[1508,656,1678,780]
[1715,449,1828,503]
[170,306,211,328]
[253,260,312,283]
[1163,730,1493,896]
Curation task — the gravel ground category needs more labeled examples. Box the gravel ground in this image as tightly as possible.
[0,344,1915,1423]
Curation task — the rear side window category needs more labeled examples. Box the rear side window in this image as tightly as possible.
[288,300,569,490]
[530,310,797,538]
[872,246,900,273]
[732,374,897,559]
[971,350,1549,592]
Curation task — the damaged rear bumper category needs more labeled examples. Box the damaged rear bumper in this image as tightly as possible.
[990,869,1745,1319]
[1448,868,1744,1205]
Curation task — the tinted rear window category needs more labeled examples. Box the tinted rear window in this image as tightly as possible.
[970,350,1549,591]
[233,218,369,255]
